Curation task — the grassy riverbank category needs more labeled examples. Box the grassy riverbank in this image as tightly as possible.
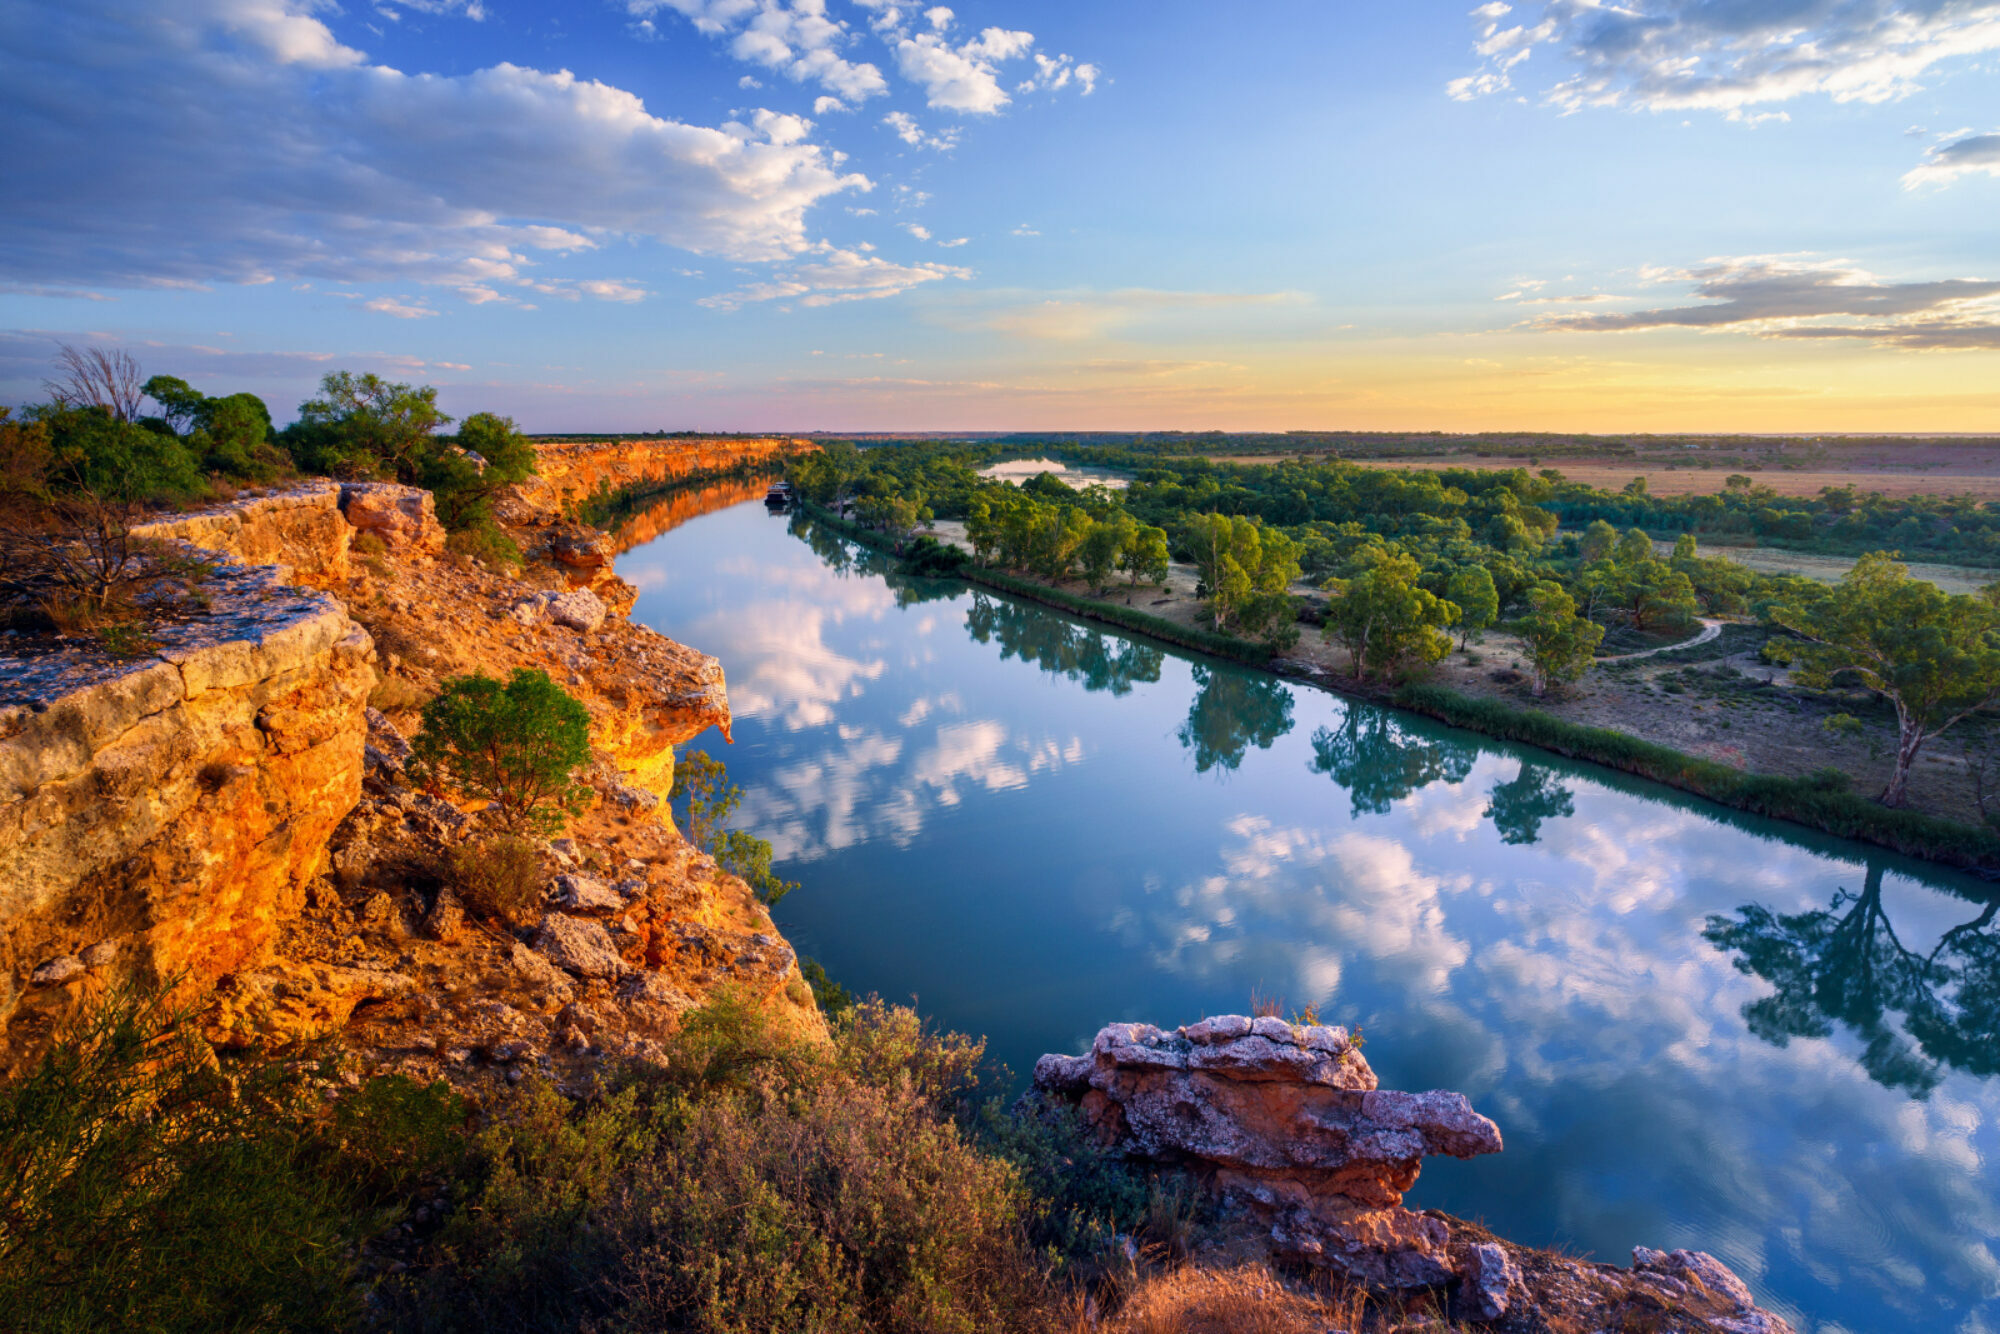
[799,503,2000,875]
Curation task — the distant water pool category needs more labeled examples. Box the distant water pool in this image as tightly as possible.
[621,498,2000,1334]
[978,456,1130,489]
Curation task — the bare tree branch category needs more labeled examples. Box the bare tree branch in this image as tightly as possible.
[44,344,145,422]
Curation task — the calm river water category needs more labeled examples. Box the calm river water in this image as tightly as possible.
[621,497,2000,1334]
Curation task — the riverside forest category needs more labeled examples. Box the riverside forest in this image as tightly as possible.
[14,3,2000,1332]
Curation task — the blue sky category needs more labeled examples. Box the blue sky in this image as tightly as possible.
[4,0,2000,431]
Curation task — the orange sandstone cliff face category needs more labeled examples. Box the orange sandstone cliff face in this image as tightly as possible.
[502,435,808,523]
[1,445,821,1078]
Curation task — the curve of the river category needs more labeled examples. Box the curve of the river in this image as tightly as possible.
[620,497,2000,1334]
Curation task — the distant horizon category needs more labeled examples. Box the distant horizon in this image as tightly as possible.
[7,2,2000,433]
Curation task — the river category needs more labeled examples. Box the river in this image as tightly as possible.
[619,495,2000,1334]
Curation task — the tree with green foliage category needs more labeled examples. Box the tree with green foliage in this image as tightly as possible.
[1517,581,1605,697]
[410,668,592,835]
[1578,519,1619,564]
[282,372,450,481]
[1077,512,1130,594]
[1444,565,1498,648]
[1623,558,1700,632]
[1769,552,2000,807]
[671,749,798,906]
[1321,549,1457,681]
[421,411,537,532]
[1615,526,1655,566]
[1188,513,1300,635]
[1119,522,1170,587]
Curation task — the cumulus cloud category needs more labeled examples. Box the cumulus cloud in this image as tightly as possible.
[1905,130,2000,187]
[633,0,889,101]
[891,25,1035,112]
[1540,256,2000,350]
[0,0,868,297]
[697,242,969,309]
[1449,1,2000,113]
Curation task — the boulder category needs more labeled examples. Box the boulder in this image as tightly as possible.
[1032,1017,1499,1287]
[546,588,608,634]
[339,483,446,557]
[549,530,614,571]
[550,873,625,916]
[533,913,630,979]
[1462,1241,1521,1321]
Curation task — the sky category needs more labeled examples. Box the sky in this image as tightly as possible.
[4,0,2000,433]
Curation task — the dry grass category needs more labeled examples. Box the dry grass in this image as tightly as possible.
[1331,456,2000,501]
[1102,1265,1373,1334]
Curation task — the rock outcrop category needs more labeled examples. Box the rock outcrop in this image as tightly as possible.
[4,444,811,1073]
[1034,1017,1796,1332]
[1,493,379,1075]
[1035,1017,1498,1288]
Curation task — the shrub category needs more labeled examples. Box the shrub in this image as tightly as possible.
[800,956,854,1020]
[446,522,524,569]
[445,835,544,925]
[397,992,1046,1334]
[411,669,593,836]
[0,990,366,1334]
[672,749,798,906]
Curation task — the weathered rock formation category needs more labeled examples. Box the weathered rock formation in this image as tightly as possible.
[1035,1018,1795,1332]
[2,490,379,1074]
[4,443,817,1074]
[502,436,808,523]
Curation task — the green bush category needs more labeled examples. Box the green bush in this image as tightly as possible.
[411,669,593,836]
[446,521,525,568]
[0,990,456,1334]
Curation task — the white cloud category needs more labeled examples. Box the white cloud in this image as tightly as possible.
[924,5,952,30]
[903,222,933,240]
[813,94,847,113]
[1,0,868,297]
[697,242,970,309]
[632,0,889,102]
[362,295,438,318]
[577,279,649,303]
[881,109,959,150]
[1540,255,2000,350]
[1450,1,2000,114]
[1011,223,1039,236]
[1905,130,2000,187]
[892,26,1035,112]
[938,236,968,247]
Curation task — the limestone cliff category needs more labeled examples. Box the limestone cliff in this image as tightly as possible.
[1,488,374,1075]
[2,444,820,1078]
[501,435,807,524]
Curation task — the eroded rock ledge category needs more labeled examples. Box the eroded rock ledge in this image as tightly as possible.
[3,456,814,1077]
[1034,1018,1795,1333]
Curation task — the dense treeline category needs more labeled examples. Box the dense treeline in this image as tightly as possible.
[793,440,2000,810]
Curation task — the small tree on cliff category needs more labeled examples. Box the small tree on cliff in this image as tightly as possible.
[410,669,592,835]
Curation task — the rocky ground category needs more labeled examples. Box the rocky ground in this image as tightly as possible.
[218,491,823,1089]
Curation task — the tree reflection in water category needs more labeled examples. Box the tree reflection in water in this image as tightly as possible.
[1308,708,1475,816]
[1180,666,1296,774]
[1484,763,1576,845]
[963,592,1164,696]
[1704,860,2000,1097]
